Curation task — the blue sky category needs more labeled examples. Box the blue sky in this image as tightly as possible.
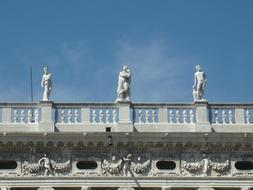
[0,0,253,103]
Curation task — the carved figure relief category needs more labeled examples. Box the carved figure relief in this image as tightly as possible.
[22,154,71,176]
[102,154,151,176]
[123,154,132,176]
[182,154,230,176]
[102,155,123,176]
[130,156,151,175]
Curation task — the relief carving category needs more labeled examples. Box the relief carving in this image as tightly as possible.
[102,154,151,176]
[182,154,230,176]
[131,156,151,175]
[102,155,123,176]
[22,154,71,176]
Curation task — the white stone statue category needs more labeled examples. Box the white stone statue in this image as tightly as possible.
[193,65,207,101]
[38,154,53,176]
[123,154,132,176]
[41,66,52,101]
[116,65,131,102]
[202,154,210,176]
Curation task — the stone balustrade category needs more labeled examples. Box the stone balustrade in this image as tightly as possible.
[0,101,252,133]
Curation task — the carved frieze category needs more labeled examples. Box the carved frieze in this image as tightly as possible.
[22,154,71,176]
[181,154,230,176]
[102,154,152,176]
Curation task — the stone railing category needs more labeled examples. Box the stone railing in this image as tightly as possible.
[0,101,253,133]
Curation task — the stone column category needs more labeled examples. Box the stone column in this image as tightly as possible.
[195,100,211,132]
[116,101,133,132]
[39,101,54,132]
[38,187,54,190]
[118,187,134,190]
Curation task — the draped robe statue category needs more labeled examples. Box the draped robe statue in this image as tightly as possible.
[41,66,52,101]
[116,65,131,102]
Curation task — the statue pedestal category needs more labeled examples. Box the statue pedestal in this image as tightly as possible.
[195,100,211,132]
[115,100,133,132]
[39,101,54,132]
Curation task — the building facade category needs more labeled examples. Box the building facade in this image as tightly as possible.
[0,100,253,190]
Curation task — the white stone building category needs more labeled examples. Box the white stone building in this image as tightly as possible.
[0,100,252,190]
[0,66,252,190]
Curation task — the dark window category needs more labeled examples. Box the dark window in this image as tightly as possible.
[156,161,176,170]
[235,161,253,170]
[0,161,17,169]
[76,161,98,169]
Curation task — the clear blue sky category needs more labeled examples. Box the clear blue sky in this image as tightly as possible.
[0,0,252,103]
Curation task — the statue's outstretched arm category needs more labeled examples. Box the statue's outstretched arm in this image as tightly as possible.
[38,158,44,164]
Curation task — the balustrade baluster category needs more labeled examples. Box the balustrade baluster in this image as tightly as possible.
[189,110,194,124]
[67,110,72,123]
[214,110,219,124]
[152,110,156,123]
[145,110,150,123]
[20,110,25,123]
[138,110,143,124]
[112,109,117,123]
[61,110,65,124]
[74,109,79,123]
[27,109,32,123]
[222,110,226,123]
[182,110,187,124]
[92,110,96,123]
[176,110,180,124]
[34,109,39,123]
[246,109,251,124]
[169,110,174,124]
[106,109,110,123]
[14,110,18,123]
[228,110,233,124]
[99,110,103,123]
